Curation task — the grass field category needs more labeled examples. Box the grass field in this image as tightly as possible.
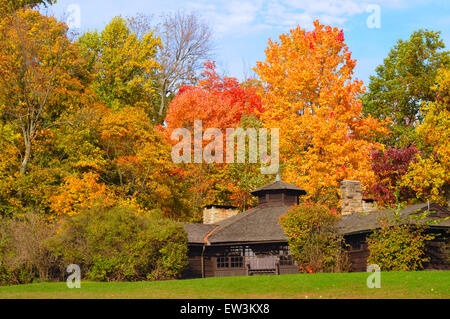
[0,271,449,299]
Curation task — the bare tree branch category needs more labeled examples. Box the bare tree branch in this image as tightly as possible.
[128,11,214,123]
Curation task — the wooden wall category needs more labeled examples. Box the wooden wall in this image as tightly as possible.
[185,229,449,278]
[344,229,450,272]
[184,243,301,278]
[423,230,450,270]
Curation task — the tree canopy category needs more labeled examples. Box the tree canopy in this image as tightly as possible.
[362,30,449,147]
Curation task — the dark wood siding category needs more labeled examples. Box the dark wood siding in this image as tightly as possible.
[186,228,449,278]
[184,246,203,278]
[185,243,300,278]
[423,230,450,270]
[344,229,450,272]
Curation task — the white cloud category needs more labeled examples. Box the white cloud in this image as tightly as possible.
[185,0,426,38]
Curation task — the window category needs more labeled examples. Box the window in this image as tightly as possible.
[230,256,243,268]
[349,240,362,251]
[279,245,295,266]
[216,246,247,269]
[217,256,229,268]
[279,255,294,266]
[228,246,243,256]
[244,246,255,257]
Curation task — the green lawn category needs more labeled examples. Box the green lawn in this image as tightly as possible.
[0,271,449,299]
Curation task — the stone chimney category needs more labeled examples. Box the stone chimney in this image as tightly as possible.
[340,180,378,215]
[203,205,238,224]
[362,198,378,213]
[340,180,363,216]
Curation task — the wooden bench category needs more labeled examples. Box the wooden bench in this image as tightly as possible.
[246,256,280,275]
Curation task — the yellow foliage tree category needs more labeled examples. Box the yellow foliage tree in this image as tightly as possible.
[401,68,450,204]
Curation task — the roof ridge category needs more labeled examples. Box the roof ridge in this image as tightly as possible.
[250,180,306,195]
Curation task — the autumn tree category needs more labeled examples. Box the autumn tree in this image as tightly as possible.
[400,68,450,204]
[0,0,55,17]
[362,30,449,147]
[370,144,419,205]
[0,123,21,216]
[153,11,213,123]
[49,172,115,217]
[165,62,268,214]
[225,114,273,211]
[166,61,263,133]
[255,20,389,204]
[97,106,192,219]
[77,16,160,117]
[0,9,89,177]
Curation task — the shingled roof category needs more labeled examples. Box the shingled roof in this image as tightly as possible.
[337,203,450,235]
[185,202,450,245]
[250,180,307,196]
[204,203,291,244]
[184,176,450,246]
[184,179,305,245]
[183,223,216,244]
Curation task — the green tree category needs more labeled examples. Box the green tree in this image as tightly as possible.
[362,30,449,147]
[367,203,435,271]
[77,16,160,118]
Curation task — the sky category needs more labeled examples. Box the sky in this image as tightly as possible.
[42,0,449,86]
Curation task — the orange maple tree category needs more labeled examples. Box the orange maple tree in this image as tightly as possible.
[255,20,389,204]
[49,172,115,217]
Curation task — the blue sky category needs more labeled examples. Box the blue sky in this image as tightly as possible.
[42,0,449,86]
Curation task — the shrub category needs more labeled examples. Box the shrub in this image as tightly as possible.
[279,202,348,273]
[0,213,58,285]
[48,205,188,282]
[367,203,435,271]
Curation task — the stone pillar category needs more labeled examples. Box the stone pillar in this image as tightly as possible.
[203,205,238,224]
[340,180,363,216]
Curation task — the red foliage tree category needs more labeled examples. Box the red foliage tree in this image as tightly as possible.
[370,144,419,205]
[166,61,263,132]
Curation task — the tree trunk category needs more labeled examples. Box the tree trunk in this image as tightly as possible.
[20,141,31,176]
[158,80,168,119]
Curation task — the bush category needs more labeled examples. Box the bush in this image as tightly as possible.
[47,205,188,282]
[279,202,348,273]
[367,203,435,271]
[0,213,58,285]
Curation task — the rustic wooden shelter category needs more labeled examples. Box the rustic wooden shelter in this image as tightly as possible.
[184,179,307,278]
[184,179,450,278]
